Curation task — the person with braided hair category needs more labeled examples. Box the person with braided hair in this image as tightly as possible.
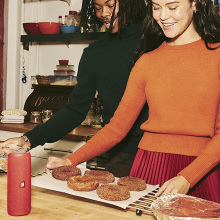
[0,0,149,177]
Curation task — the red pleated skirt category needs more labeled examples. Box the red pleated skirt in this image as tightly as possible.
[130,149,220,203]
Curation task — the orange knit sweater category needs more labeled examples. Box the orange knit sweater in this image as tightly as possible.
[67,40,220,187]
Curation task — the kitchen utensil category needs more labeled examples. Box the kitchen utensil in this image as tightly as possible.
[23,23,41,35]
[59,59,69,65]
[39,22,61,34]
[60,25,78,33]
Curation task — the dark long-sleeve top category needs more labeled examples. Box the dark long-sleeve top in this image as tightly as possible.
[25,22,148,155]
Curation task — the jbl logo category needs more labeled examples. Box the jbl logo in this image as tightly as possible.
[21,181,25,188]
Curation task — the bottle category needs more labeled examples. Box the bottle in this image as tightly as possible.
[42,109,53,123]
[7,152,31,216]
[64,15,68,25]
[73,11,81,27]
[66,11,77,26]
[58,15,63,24]
[91,95,102,128]
[81,100,95,126]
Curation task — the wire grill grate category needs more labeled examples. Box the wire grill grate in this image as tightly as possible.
[127,188,159,216]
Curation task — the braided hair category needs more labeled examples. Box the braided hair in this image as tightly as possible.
[80,0,147,32]
[132,0,220,66]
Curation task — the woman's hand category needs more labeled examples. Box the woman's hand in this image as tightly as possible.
[156,175,190,197]
[45,156,72,174]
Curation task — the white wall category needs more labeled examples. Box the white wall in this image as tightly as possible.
[4,0,91,110]
[4,0,22,109]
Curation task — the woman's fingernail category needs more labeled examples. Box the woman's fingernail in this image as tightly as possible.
[46,164,51,168]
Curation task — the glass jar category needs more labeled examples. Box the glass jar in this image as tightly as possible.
[30,111,41,124]
[73,11,81,27]
[42,110,53,123]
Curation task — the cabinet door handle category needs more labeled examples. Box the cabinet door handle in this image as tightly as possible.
[43,147,73,154]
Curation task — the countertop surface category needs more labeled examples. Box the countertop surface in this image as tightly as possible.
[0,173,156,220]
[0,123,100,141]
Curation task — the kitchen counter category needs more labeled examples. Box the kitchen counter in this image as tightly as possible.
[0,123,100,141]
[0,173,156,220]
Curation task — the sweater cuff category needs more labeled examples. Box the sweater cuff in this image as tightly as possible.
[25,126,48,149]
[66,155,78,166]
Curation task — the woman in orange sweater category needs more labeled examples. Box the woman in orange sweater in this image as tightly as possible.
[46,0,220,202]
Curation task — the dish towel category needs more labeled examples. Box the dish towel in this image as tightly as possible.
[0,109,27,124]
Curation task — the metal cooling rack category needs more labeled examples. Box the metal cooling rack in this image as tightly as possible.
[127,187,159,216]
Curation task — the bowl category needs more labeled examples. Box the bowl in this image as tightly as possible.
[59,60,69,65]
[23,23,41,35]
[56,65,74,70]
[60,25,78,34]
[38,22,62,34]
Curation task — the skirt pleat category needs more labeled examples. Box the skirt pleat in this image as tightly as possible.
[130,149,220,203]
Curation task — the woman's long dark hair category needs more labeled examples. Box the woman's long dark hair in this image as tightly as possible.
[132,0,220,66]
[80,0,147,32]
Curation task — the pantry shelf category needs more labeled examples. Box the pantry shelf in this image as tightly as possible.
[21,32,105,50]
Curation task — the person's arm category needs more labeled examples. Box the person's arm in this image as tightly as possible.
[0,47,97,152]
[45,57,148,172]
[0,135,31,153]
[177,100,220,188]
[157,63,220,195]
[24,47,97,149]
[65,58,147,166]
[156,99,220,196]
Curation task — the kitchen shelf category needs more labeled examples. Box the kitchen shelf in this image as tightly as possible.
[21,32,105,50]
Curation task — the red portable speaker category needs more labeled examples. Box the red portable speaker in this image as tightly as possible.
[7,152,31,216]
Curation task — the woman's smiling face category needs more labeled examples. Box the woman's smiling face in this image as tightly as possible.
[152,0,198,45]
[93,0,119,33]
